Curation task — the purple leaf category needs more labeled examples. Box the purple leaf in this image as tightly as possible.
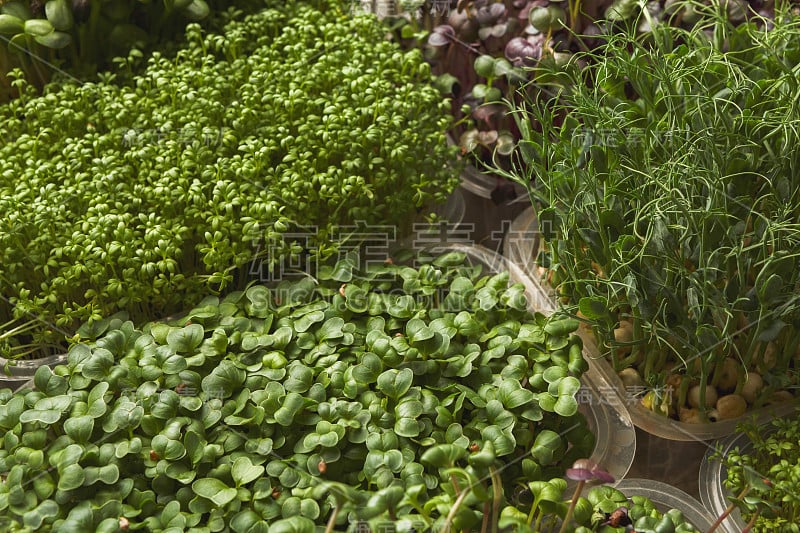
[428,25,455,47]
[566,458,615,483]
[472,103,505,123]
[566,467,596,481]
[505,36,541,66]
[489,3,507,18]
[476,6,497,25]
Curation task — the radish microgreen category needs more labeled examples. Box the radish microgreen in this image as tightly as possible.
[0,250,593,531]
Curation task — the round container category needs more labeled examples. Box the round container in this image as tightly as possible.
[459,159,527,202]
[626,427,708,499]
[401,185,467,244]
[504,207,800,441]
[502,206,554,298]
[16,377,36,393]
[698,421,789,533]
[446,132,527,203]
[424,187,466,227]
[580,326,800,442]
[0,353,67,391]
[417,242,636,484]
[443,136,531,253]
[615,479,717,531]
[577,363,637,485]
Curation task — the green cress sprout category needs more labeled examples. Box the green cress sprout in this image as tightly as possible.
[713,412,800,532]
[0,0,458,360]
[0,0,265,102]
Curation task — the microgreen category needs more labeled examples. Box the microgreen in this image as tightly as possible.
[383,0,775,183]
[0,0,458,360]
[0,250,592,531]
[498,476,703,532]
[713,411,800,532]
[501,7,800,422]
[0,0,266,102]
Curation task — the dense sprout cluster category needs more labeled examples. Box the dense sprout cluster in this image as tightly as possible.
[385,0,781,173]
[503,11,800,422]
[0,252,593,532]
[0,0,268,102]
[720,413,800,532]
[0,0,458,355]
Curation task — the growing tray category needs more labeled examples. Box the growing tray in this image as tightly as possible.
[698,417,795,533]
[502,205,551,292]
[504,206,800,441]
[0,353,67,392]
[615,479,717,531]
[20,243,637,486]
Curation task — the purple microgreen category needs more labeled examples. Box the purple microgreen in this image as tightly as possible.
[428,24,456,47]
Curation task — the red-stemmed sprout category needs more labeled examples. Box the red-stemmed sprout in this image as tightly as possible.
[559,459,614,533]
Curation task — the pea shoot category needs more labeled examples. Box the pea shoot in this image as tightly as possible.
[499,5,800,424]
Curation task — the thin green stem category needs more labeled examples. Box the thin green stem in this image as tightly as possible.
[450,471,462,496]
[324,505,340,533]
[558,480,585,533]
[442,487,472,533]
[490,467,502,533]
[742,508,760,533]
